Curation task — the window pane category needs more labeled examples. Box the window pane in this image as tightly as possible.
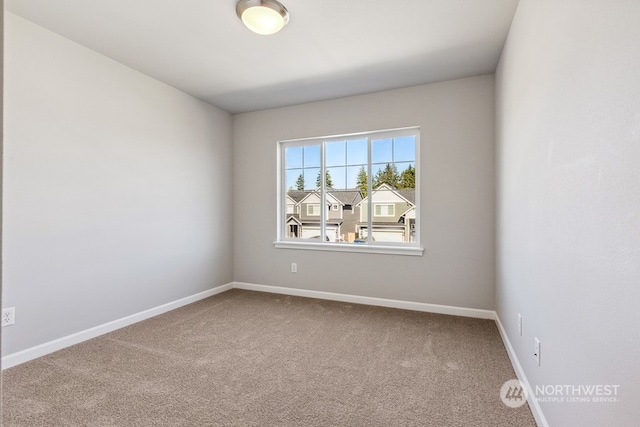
[303,145,321,168]
[371,186,410,243]
[347,139,367,165]
[325,185,364,244]
[375,204,394,216]
[286,169,304,191]
[372,138,392,164]
[326,141,346,167]
[285,146,303,169]
[396,162,416,189]
[371,163,401,190]
[394,136,416,162]
[324,191,340,242]
[357,182,371,243]
[371,163,385,179]
[346,165,364,190]
[298,191,323,241]
[307,204,320,216]
[326,166,346,190]
[285,188,304,240]
[304,168,320,190]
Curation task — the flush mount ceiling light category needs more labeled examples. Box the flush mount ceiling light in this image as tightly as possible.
[236,0,289,35]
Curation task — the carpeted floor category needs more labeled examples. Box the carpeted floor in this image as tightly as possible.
[2,289,536,426]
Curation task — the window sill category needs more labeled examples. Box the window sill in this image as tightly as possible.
[273,241,424,256]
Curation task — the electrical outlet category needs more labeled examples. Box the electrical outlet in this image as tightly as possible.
[534,337,540,366]
[291,262,297,273]
[518,313,522,336]
[2,307,15,327]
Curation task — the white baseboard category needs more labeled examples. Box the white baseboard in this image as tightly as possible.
[1,283,234,370]
[232,282,496,319]
[494,314,548,427]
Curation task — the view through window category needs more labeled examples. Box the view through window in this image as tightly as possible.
[280,127,419,248]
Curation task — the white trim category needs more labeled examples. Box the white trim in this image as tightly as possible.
[274,240,424,256]
[495,314,548,427]
[279,126,420,145]
[1,283,234,370]
[276,140,285,242]
[232,282,494,319]
[279,127,420,247]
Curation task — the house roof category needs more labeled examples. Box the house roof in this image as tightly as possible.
[397,189,416,204]
[297,190,342,206]
[287,189,363,206]
[327,190,363,206]
[356,184,416,207]
[286,214,302,226]
[286,191,309,203]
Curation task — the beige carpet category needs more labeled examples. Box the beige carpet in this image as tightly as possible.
[2,289,536,426]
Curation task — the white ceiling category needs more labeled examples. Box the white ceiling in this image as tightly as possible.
[5,0,519,114]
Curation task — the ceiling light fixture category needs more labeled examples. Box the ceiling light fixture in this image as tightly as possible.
[236,0,289,35]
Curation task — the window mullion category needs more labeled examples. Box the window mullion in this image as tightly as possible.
[320,142,326,242]
[367,138,373,244]
[281,144,286,240]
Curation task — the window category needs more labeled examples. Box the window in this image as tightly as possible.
[374,204,395,217]
[277,127,422,256]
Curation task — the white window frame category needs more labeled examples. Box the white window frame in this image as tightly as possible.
[275,127,423,256]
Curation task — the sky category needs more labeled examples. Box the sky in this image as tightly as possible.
[285,136,416,190]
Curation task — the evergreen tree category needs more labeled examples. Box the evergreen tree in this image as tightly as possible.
[316,170,333,189]
[295,174,305,190]
[399,165,416,189]
[356,166,368,197]
[373,163,399,188]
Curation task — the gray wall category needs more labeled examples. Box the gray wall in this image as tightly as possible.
[496,0,640,425]
[233,75,496,309]
[2,13,233,356]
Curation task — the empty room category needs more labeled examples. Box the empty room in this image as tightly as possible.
[1,0,638,426]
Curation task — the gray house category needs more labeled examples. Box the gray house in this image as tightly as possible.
[285,186,416,243]
[285,189,364,242]
[355,183,416,243]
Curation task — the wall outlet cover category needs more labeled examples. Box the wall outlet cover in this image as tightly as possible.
[2,307,16,327]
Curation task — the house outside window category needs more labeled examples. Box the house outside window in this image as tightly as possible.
[277,127,423,256]
[307,204,321,216]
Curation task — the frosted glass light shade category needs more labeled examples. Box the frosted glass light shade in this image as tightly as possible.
[236,0,289,35]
